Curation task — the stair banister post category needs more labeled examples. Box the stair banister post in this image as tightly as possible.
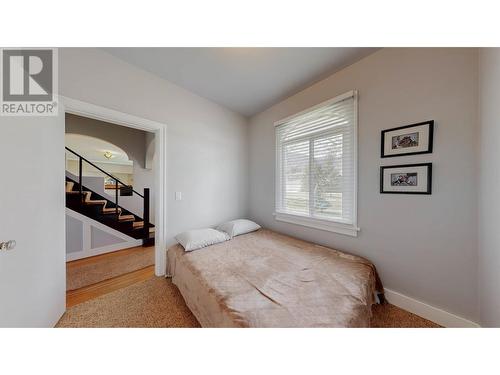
[79,156,83,205]
[143,188,150,246]
[115,180,119,219]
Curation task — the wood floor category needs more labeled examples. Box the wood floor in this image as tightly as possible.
[67,265,155,307]
[66,247,155,307]
[66,245,152,271]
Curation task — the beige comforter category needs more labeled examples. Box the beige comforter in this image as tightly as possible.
[167,229,383,327]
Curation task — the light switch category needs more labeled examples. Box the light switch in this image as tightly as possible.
[175,192,182,201]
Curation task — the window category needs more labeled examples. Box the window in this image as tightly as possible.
[275,90,358,236]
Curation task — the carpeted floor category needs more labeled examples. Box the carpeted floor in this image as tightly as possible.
[59,276,200,327]
[57,276,440,328]
[66,246,155,291]
[371,303,440,328]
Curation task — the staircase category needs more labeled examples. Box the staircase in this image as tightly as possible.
[65,147,154,246]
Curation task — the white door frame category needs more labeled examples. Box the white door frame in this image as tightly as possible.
[62,96,168,276]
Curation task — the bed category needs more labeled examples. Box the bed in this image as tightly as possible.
[166,228,383,327]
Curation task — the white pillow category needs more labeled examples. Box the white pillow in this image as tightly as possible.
[217,219,261,238]
[175,228,230,252]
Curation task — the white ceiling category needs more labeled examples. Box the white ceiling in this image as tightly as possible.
[66,134,133,166]
[103,48,379,117]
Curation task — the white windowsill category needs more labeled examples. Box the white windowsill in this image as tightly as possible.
[273,212,359,237]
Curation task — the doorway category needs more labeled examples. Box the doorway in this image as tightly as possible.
[62,97,168,282]
[64,114,156,294]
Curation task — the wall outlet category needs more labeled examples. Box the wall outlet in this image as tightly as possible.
[175,192,182,201]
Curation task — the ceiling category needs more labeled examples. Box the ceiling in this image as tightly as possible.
[65,134,133,166]
[103,48,379,117]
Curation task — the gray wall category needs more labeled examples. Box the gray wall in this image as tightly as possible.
[248,48,479,322]
[66,215,83,254]
[65,212,130,254]
[60,48,249,246]
[91,226,126,248]
[478,48,500,327]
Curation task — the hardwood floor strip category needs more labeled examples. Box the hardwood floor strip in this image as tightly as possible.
[66,245,153,270]
[66,265,155,308]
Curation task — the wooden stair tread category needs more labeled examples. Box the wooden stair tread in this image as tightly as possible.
[66,190,91,195]
[132,222,155,233]
[85,200,107,205]
[102,207,122,213]
[134,228,156,233]
[65,178,155,241]
[119,215,135,221]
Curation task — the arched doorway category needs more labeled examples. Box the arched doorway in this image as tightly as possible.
[65,133,134,187]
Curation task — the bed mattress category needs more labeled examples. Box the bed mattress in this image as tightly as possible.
[166,229,383,327]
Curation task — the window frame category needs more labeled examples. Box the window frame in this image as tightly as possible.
[274,90,359,237]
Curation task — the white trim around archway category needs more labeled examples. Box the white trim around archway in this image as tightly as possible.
[61,96,168,276]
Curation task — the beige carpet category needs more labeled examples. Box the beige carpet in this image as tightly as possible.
[59,276,200,327]
[57,276,440,328]
[66,246,155,291]
[371,303,440,328]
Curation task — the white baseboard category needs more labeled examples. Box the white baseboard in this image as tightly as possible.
[384,289,480,328]
[66,240,142,261]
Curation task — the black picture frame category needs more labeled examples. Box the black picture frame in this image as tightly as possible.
[380,163,432,195]
[381,120,434,158]
[120,185,133,197]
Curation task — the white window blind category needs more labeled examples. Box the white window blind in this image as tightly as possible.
[275,91,357,235]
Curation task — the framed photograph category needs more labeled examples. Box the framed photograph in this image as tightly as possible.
[381,120,434,158]
[380,163,432,194]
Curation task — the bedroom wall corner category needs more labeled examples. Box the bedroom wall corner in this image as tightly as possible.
[478,47,500,327]
[247,48,480,323]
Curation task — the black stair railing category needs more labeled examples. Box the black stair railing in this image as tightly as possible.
[65,146,151,245]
